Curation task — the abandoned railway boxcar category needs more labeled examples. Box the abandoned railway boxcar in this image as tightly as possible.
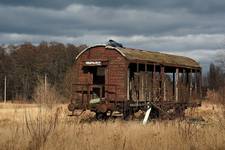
[68,42,202,119]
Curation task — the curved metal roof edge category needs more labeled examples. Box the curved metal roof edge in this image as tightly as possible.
[75,44,201,69]
[75,44,106,60]
[75,44,126,60]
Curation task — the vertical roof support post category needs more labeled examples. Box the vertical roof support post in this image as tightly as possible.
[175,68,179,102]
[182,69,186,102]
[189,69,193,99]
[186,69,189,86]
[186,69,189,101]
[145,64,148,102]
[127,65,130,101]
[199,69,202,99]
[194,69,198,99]
[137,63,139,101]
[160,66,165,101]
[152,64,156,101]
[173,70,175,100]
[137,62,139,72]
[163,73,166,101]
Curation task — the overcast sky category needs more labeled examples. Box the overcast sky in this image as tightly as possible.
[0,0,225,72]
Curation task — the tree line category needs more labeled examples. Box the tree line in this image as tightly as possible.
[206,52,225,103]
[0,42,87,101]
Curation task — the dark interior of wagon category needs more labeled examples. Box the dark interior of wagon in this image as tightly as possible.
[82,66,106,98]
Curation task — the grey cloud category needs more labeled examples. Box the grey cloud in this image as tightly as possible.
[1,4,225,38]
[0,0,73,9]
[1,0,225,14]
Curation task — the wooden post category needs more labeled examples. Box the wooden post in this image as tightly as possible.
[186,69,189,86]
[183,69,186,84]
[175,68,179,102]
[137,63,139,72]
[173,71,175,98]
[160,66,165,101]
[199,69,202,98]
[137,63,139,101]
[195,70,198,97]
[190,69,193,98]
[44,74,47,94]
[145,64,147,101]
[163,79,166,101]
[152,64,156,101]
[127,68,130,100]
[4,76,6,103]
[182,69,186,102]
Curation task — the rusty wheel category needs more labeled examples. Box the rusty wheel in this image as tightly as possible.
[68,103,76,112]
[123,108,133,120]
[150,107,160,119]
[175,107,185,118]
[96,112,107,120]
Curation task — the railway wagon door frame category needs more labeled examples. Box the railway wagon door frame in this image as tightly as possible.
[91,66,106,98]
[83,61,108,99]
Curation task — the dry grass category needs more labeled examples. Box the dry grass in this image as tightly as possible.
[0,101,224,150]
[0,84,224,150]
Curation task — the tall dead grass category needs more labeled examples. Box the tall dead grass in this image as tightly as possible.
[0,85,225,150]
[1,114,225,150]
[34,79,65,108]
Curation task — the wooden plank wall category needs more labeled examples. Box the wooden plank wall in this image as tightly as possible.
[129,66,201,102]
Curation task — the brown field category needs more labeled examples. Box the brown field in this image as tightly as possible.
[0,101,224,150]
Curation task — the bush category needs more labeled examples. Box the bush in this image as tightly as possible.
[33,79,65,108]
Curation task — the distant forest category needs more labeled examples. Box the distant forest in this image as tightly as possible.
[0,42,224,102]
[0,42,87,101]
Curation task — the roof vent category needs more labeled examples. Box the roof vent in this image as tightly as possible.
[106,40,123,48]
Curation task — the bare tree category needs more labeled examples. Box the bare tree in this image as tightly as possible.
[216,51,225,72]
[215,51,225,103]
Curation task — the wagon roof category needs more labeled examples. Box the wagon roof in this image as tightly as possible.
[76,44,201,69]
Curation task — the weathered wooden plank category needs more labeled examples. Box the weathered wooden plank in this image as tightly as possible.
[175,68,179,102]
[195,69,198,98]
[190,69,193,97]
[160,66,165,101]
[152,64,156,101]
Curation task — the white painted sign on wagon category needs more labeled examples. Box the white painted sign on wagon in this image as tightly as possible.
[85,61,102,66]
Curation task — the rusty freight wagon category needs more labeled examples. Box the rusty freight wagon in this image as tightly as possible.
[68,41,202,120]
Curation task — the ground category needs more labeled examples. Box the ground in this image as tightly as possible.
[0,101,224,150]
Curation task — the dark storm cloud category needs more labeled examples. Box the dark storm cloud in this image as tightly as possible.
[1,0,225,14]
[74,0,225,14]
[0,4,225,38]
[0,0,73,9]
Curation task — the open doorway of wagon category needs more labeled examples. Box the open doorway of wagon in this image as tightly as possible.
[84,66,106,98]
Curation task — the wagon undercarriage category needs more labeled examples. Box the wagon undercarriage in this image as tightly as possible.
[68,98,201,120]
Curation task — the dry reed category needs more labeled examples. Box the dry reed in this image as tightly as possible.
[0,87,224,150]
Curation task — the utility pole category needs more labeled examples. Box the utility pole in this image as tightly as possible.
[44,73,47,94]
[4,76,6,103]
